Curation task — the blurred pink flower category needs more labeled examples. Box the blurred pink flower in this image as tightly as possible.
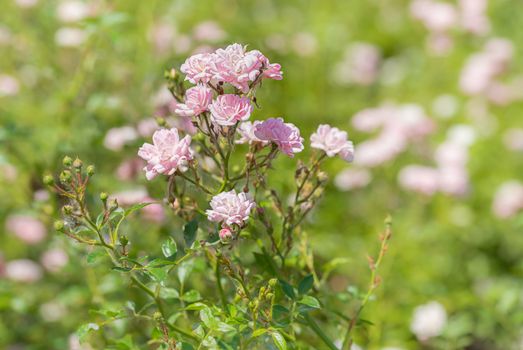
[503,128,523,152]
[57,1,91,23]
[439,167,469,196]
[5,259,43,283]
[236,121,268,145]
[291,32,317,57]
[175,84,213,117]
[116,158,145,181]
[411,0,457,33]
[209,94,253,126]
[180,52,217,84]
[459,0,490,35]
[254,118,304,157]
[207,190,255,227]
[104,126,138,151]
[41,248,69,273]
[0,74,20,97]
[193,21,226,42]
[410,301,447,341]
[398,165,440,195]
[332,43,381,86]
[112,189,165,223]
[55,27,87,47]
[310,124,354,161]
[148,23,176,55]
[15,0,38,8]
[6,215,47,245]
[354,132,406,167]
[492,181,523,219]
[435,142,468,168]
[136,118,158,137]
[137,128,193,180]
[334,168,372,191]
[351,106,392,132]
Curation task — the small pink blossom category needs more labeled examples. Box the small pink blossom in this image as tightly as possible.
[254,118,304,157]
[310,124,354,162]
[175,84,213,117]
[213,44,262,91]
[209,94,253,126]
[6,215,47,245]
[206,190,256,227]
[236,121,269,145]
[137,128,193,180]
[180,52,217,84]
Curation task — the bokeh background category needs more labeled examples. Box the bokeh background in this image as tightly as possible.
[1,0,523,349]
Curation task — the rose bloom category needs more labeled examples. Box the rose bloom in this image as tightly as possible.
[137,128,193,180]
[410,301,447,341]
[6,215,47,244]
[5,259,43,283]
[310,124,354,162]
[174,84,213,117]
[209,94,253,126]
[254,118,304,157]
[236,121,269,145]
[206,190,256,227]
[180,52,217,84]
[213,44,262,91]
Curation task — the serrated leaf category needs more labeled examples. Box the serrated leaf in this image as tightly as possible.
[270,330,287,350]
[278,279,296,300]
[298,275,314,295]
[183,220,198,248]
[161,237,177,259]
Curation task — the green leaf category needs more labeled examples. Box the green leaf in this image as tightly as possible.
[86,250,105,264]
[278,279,296,300]
[184,302,207,311]
[217,322,236,333]
[124,202,151,216]
[200,307,218,329]
[251,328,268,338]
[298,295,321,309]
[76,323,99,343]
[270,330,287,350]
[298,275,314,295]
[159,288,179,299]
[161,237,177,259]
[112,266,132,272]
[146,267,168,283]
[183,219,198,248]
[181,289,201,303]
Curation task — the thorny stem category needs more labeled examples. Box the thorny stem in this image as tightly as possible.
[342,217,393,349]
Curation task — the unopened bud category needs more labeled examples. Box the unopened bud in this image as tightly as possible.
[168,68,176,79]
[219,228,233,242]
[153,311,163,321]
[119,235,129,246]
[62,205,73,215]
[317,171,328,183]
[99,192,108,201]
[59,170,72,184]
[53,220,65,231]
[156,117,166,127]
[43,175,54,186]
[268,278,277,287]
[259,286,266,295]
[86,165,95,176]
[73,158,83,170]
[62,156,73,167]
[266,292,274,300]
[108,198,118,211]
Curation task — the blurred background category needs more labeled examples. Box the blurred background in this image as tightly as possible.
[1,0,523,349]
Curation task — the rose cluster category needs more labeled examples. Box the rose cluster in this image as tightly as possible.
[137,43,354,237]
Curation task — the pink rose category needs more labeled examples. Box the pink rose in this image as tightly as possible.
[175,84,213,117]
[254,118,304,157]
[138,128,193,180]
[180,52,217,84]
[209,94,253,126]
[236,121,269,145]
[310,124,354,162]
[206,190,256,227]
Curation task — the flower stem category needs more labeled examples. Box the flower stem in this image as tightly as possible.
[303,313,339,350]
